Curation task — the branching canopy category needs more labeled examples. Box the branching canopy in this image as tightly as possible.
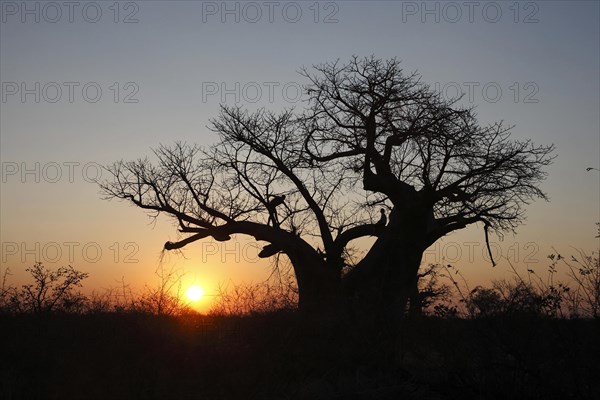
[101,56,554,274]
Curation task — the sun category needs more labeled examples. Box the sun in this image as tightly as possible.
[185,285,204,302]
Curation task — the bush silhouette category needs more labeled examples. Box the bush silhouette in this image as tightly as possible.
[1,262,88,314]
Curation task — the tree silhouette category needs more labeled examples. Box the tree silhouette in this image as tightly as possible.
[7,263,89,313]
[101,56,554,319]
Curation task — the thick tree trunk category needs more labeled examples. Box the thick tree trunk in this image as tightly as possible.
[408,280,424,317]
[343,204,430,324]
[285,202,433,327]
[287,250,344,319]
[298,266,342,315]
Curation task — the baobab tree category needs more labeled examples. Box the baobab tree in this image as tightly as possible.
[100,56,554,319]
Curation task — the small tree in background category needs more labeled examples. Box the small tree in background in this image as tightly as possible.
[4,262,89,314]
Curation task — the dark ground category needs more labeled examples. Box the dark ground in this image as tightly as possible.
[1,312,599,400]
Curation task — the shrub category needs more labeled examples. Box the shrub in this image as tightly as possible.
[210,278,298,316]
[1,262,88,314]
[554,250,600,318]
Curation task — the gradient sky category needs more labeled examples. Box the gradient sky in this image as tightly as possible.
[1,1,599,311]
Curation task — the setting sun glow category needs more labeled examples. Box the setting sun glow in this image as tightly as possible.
[185,285,204,302]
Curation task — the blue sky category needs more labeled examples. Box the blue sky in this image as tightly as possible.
[1,1,598,305]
